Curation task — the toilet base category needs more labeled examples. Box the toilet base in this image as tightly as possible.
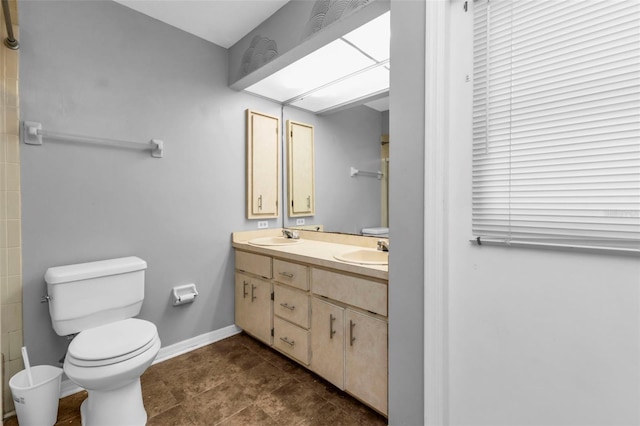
[80,378,147,426]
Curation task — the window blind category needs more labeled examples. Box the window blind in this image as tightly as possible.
[472,0,640,252]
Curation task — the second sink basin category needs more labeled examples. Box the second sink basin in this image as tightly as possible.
[334,249,388,265]
[248,236,304,247]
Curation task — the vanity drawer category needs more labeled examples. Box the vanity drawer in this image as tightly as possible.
[311,268,388,316]
[273,316,310,365]
[236,251,272,279]
[273,259,309,290]
[274,283,310,329]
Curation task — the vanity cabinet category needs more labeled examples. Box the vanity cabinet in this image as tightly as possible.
[345,309,388,415]
[272,259,311,365]
[233,245,388,416]
[246,109,280,219]
[310,297,345,388]
[235,273,272,345]
[310,267,388,415]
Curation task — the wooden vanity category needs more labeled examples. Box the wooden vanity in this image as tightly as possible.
[232,229,388,416]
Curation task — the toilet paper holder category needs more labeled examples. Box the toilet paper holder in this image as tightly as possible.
[172,284,198,306]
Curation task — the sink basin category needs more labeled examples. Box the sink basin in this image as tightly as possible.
[334,249,388,265]
[248,236,304,247]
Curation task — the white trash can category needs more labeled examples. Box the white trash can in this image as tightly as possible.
[9,365,63,426]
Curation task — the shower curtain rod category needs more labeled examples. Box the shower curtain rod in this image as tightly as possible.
[22,121,164,158]
[2,0,19,50]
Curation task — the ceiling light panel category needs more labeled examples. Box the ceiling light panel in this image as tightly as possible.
[290,65,389,113]
[245,39,376,102]
[342,11,390,62]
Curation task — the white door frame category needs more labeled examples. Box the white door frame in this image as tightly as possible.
[424,0,449,424]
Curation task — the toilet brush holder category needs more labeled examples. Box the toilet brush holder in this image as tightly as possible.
[172,284,198,306]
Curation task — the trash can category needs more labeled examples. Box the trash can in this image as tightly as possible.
[9,365,63,426]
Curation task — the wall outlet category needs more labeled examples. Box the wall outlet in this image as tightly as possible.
[257,221,268,229]
[296,218,305,225]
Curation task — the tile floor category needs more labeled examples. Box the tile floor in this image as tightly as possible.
[5,333,387,425]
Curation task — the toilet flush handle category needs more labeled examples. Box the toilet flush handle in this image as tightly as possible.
[40,295,52,303]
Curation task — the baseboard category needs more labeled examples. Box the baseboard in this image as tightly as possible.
[59,324,242,398]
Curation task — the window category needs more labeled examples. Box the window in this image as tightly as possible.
[472,0,640,252]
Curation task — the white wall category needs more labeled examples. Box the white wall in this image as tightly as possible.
[446,2,640,425]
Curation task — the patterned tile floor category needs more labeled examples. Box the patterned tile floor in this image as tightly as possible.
[5,333,387,425]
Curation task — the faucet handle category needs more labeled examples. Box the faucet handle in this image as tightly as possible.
[377,240,389,252]
[282,229,300,239]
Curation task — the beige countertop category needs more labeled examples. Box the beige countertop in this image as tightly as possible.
[232,229,388,281]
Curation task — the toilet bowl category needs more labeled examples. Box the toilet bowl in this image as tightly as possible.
[45,257,160,426]
[65,319,160,425]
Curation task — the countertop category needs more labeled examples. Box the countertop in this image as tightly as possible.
[232,229,388,281]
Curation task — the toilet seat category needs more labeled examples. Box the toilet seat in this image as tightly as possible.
[67,318,158,368]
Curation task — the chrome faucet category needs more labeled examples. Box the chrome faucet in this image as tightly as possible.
[282,229,299,239]
[377,240,389,252]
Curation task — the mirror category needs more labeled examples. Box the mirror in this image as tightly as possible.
[282,104,389,235]
[244,10,391,235]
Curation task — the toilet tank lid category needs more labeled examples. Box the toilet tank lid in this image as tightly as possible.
[45,256,147,285]
[362,227,389,235]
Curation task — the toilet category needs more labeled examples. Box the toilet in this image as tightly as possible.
[362,227,389,238]
[45,256,161,426]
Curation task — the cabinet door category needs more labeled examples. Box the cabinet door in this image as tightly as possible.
[345,309,388,415]
[235,273,272,344]
[246,109,280,219]
[287,120,315,217]
[310,297,344,389]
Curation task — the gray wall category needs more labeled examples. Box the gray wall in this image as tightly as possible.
[19,0,277,367]
[283,106,383,234]
[388,0,425,424]
[19,1,381,368]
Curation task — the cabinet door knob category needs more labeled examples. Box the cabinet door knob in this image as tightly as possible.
[279,272,294,278]
[280,336,295,346]
[350,320,356,346]
[330,314,337,339]
[251,284,257,302]
[243,281,249,299]
[279,302,296,311]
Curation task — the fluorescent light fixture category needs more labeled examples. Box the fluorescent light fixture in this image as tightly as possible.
[364,97,390,112]
[290,65,389,113]
[244,12,390,113]
[342,11,390,62]
[245,39,375,102]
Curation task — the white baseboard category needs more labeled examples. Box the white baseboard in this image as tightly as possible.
[60,324,242,398]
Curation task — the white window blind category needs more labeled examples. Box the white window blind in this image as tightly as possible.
[472,0,640,252]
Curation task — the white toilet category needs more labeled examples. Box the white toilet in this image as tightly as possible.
[45,256,161,426]
[362,227,389,238]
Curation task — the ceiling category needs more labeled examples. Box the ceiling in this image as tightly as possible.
[114,0,389,114]
[113,0,290,48]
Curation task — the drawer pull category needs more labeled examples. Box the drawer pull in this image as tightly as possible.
[279,272,294,278]
[350,320,356,346]
[279,302,296,311]
[330,314,336,339]
[243,281,249,299]
[279,336,295,346]
[251,284,257,302]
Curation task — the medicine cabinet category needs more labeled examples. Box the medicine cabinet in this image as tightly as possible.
[246,109,280,219]
[286,120,315,217]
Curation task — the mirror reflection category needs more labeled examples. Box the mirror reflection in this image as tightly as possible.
[244,11,390,236]
[282,105,389,235]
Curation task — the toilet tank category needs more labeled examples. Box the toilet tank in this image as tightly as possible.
[45,257,147,336]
